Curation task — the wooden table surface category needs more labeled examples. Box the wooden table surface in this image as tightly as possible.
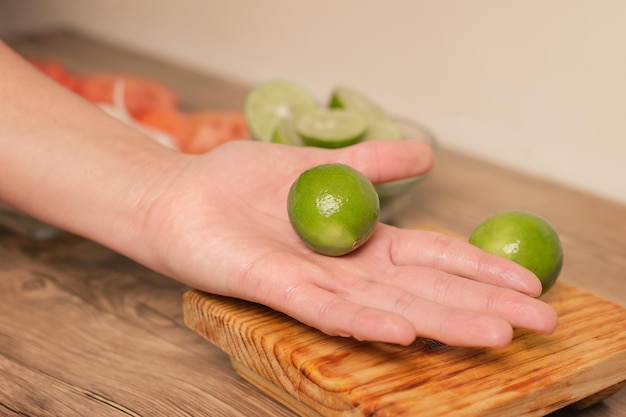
[2,31,625,417]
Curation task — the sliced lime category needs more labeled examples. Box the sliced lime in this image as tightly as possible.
[272,117,303,146]
[329,86,401,140]
[364,119,402,140]
[329,85,388,117]
[244,80,317,142]
[296,109,367,149]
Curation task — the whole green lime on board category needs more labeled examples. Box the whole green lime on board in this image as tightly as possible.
[244,80,317,143]
[287,163,380,256]
[469,210,563,295]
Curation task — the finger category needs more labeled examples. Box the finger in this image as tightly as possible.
[406,302,516,348]
[337,279,516,347]
[271,282,418,345]
[229,252,417,345]
[329,139,435,184]
[353,268,558,335]
[387,227,543,296]
[249,255,515,347]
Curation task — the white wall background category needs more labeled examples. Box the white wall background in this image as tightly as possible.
[2,0,625,205]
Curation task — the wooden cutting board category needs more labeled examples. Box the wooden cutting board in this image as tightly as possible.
[183,246,626,416]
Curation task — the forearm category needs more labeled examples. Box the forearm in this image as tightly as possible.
[0,42,185,264]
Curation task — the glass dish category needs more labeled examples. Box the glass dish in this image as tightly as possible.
[375,116,438,201]
[375,116,438,223]
[251,114,438,222]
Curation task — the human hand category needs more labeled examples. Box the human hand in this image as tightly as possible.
[0,43,555,347]
[136,139,558,348]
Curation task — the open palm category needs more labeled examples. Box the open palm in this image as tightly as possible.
[144,139,557,348]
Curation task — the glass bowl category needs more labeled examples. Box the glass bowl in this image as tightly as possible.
[252,114,438,222]
[373,116,438,223]
[375,116,438,201]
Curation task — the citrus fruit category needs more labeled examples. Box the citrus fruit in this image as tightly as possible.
[244,80,317,142]
[329,85,401,140]
[468,210,563,295]
[296,108,367,148]
[272,117,303,145]
[287,163,380,256]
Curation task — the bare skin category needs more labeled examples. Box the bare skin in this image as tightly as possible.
[0,42,557,348]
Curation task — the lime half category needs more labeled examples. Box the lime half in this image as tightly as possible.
[288,163,380,256]
[245,80,317,142]
[329,86,401,140]
[296,109,367,148]
[272,117,303,146]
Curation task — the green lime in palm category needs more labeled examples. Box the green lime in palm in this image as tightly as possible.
[469,210,563,295]
[288,163,380,256]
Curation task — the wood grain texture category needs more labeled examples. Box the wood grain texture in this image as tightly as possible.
[183,281,626,417]
[0,233,295,417]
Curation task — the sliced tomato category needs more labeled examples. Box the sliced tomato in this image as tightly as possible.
[27,58,81,92]
[134,107,193,149]
[26,57,248,154]
[182,111,250,154]
[77,73,178,116]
